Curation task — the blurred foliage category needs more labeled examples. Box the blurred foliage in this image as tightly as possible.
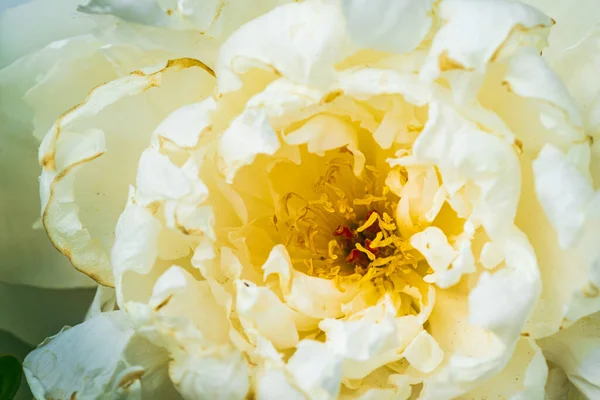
[0,355,22,400]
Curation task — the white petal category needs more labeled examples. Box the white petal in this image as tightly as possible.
[462,337,548,400]
[235,280,299,349]
[410,227,457,278]
[285,271,358,320]
[320,298,423,379]
[0,0,93,68]
[504,47,584,141]
[402,330,444,374]
[256,369,304,400]
[468,228,540,342]
[24,311,178,399]
[341,0,434,54]
[78,0,171,27]
[421,0,552,79]
[336,68,430,106]
[39,59,214,286]
[218,108,280,183]
[284,115,356,155]
[413,101,521,240]
[538,314,600,399]
[216,0,351,93]
[286,340,343,399]
[170,350,249,400]
[262,244,293,294]
[152,98,217,150]
[533,144,596,248]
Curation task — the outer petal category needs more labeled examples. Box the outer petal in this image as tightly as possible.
[286,340,343,399]
[462,337,548,400]
[341,0,434,54]
[218,108,280,183]
[216,0,352,93]
[23,311,179,400]
[533,144,595,248]
[538,313,600,399]
[320,298,424,379]
[39,59,214,286]
[412,100,521,240]
[504,47,584,142]
[0,0,93,68]
[421,0,551,79]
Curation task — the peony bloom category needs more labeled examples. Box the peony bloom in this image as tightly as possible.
[2,0,599,398]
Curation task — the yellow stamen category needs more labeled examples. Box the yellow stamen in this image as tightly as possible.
[355,243,376,261]
[328,240,340,260]
[357,212,379,233]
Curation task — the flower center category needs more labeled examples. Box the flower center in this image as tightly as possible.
[272,154,424,286]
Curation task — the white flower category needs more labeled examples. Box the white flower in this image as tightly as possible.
[2,0,600,399]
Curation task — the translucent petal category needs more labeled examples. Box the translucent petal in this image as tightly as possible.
[341,0,434,54]
[421,0,552,80]
[216,0,352,93]
[39,59,214,286]
[538,313,600,399]
[413,100,521,240]
[462,337,548,400]
[504,47,584,141]
[235,280,299,350]
[286,340,343,399]
[218,108,280,183]
[532,144,595,248]
[23,311,179,400]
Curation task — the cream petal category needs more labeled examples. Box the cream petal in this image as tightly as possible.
[40,59,214,286]
[216,0,351,93]
[341,0,434,54]
[246,77,324,119]
[538,313,600,399]
[285,271,358,320]
[410,227,457,279]
[144,265,231,346]
[320,297,423,380]
[169,349,250,400]
[112,203,162,294]
[546,26,600,136]
[85,285,117,321]
[23,311,178,400]
[469,227,540,342]
[256,369,304,400]
[336,68,430,106]
[421,0,552,80]
[152,98,217,150]
[462,337,548,400]
[262,244,293,294]
[533,144,596,248]
[235,280,299,350]
[284,115,357,156]
[78,0,172,27]
[504,47,584,141]
[286,340,343,399]
[218,108,280,183]
[402,330,444,374]
[0,0,93,68]
[413,101,521,240]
